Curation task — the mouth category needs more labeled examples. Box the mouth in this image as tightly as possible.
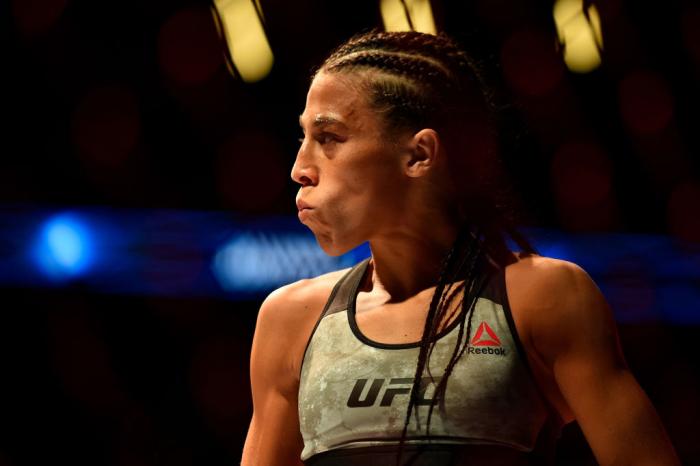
[297,207,313,221]
[296,199,313,210]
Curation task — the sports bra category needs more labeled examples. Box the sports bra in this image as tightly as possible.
[297,257,559,465]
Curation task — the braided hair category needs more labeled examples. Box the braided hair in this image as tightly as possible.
[314,29,539,465]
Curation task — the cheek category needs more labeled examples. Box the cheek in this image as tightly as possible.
[312,180,372,238]
[336,176,402,234]
[314,148,404,230]
[353,154,403,202]
[359,164,405,210]
[323,187,368,226]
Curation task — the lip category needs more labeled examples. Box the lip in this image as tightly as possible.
[297,208,312,221]
[296,199,313,211]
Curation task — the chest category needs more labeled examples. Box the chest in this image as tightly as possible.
[297,291,549,459]
[297,258,572,423]
[353,281,468,345]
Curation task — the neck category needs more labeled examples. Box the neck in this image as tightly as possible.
[363,219,465,303]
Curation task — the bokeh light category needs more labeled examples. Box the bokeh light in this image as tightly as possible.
[48,301,128,415]
[71,84,141,168]
[501,28,565,96]
[11,0,68,38]
[448,119,499,197]
[189,335,250,449]
[158,7,224,86]
[550,141,617,230]
[380,0,436,34]
[603,254,658,322]
[618,69,674,135]
[553,0,603,73]
[215,130,287,212]
[533,240,573,262]
[212,231,354,292]
[139,212,206,297]
[551,141,612,208]
[33,212,95,280]
[213,0,274,83]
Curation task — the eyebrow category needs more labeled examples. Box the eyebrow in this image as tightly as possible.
[298,114,348,130]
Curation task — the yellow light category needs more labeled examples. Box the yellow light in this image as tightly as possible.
[380,0,436,35]
[553,0,603,73]
[213,0,274,83]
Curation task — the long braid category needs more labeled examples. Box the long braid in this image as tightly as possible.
[398,224,470,445]
[426,241,489,436]
[316,30,540,465]
[422,227,478,375]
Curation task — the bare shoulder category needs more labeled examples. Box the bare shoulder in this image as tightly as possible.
[259,266,352,327]
[507,253,600,313]
[508,255,679,466]
[508,252,590,283]
[507,253,619,364]
[254,265,354,382]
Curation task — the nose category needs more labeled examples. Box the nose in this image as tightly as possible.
[290,142,317,187]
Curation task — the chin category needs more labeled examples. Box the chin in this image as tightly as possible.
[318,242,352,258]
[314,233,359,258]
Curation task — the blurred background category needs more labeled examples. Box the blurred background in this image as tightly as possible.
[2,0,699,464]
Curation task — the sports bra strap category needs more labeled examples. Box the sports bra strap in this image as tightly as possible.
[323,257,371,317]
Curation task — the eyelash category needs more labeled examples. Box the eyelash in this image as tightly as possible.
[298,134,336,145]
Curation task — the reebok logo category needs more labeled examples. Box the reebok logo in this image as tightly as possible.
[471,321,501,346]
[467,321,506,356]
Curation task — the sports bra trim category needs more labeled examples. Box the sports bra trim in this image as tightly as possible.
[347,261,489,350]
[297,255,530,375]
[297,263,354,381]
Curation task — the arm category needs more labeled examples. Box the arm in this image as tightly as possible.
[529,260,680,466]
[241,286,306,466]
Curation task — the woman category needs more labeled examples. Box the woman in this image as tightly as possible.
[241,30,679,466]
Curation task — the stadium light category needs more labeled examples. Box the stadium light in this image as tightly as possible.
[554,0,603,73]
[380,0,436,34]
[211,0,274,83]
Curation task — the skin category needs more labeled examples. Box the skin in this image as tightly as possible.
[240,71,681,466]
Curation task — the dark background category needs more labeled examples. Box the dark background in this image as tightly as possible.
[2,0,699,464]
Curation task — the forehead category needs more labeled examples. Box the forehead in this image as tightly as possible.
[299,71,373,130]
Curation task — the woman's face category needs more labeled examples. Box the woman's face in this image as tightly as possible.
[292,71,410,256]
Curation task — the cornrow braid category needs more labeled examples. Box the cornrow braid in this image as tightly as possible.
[320,29,495,116]
[325,49,460,130]
[324,30,473,77]
[311,30,540,466]
[326,50,455,92]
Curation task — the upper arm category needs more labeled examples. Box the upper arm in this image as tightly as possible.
[529,260,680,466]
[241,285,307,466]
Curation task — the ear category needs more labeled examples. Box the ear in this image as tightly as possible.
[404,128,441,178]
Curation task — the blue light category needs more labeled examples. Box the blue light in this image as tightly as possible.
[211,231,357,293]
[535,241,572,261]
[34,213,94,279]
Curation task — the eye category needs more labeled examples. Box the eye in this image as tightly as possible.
[316,133,336,145]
